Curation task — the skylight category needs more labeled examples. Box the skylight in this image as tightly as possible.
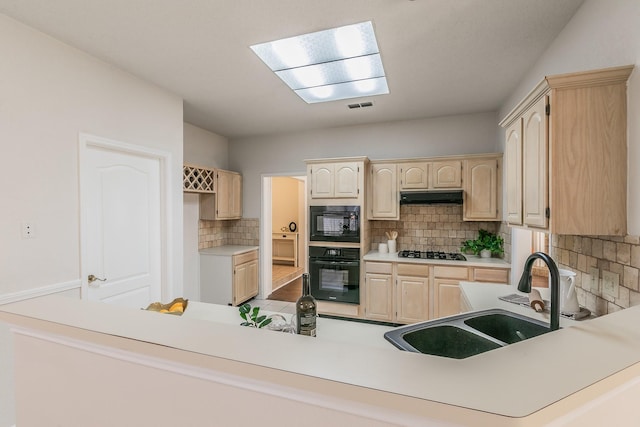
[250,21,389,104]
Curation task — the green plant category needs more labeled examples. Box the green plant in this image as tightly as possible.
[460,229,504,256]
[239,303,272,328]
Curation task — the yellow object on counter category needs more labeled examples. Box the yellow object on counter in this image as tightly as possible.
[144,297,188,316]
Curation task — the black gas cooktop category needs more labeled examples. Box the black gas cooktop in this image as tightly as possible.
[397,250,467,261]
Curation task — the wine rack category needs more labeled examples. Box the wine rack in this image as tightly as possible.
[183,164,215,193]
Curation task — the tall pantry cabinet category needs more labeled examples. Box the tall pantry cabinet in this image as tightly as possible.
[500,65,633,236]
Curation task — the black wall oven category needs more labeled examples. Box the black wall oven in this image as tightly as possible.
[309,205,360,243]
[309,246,360,304]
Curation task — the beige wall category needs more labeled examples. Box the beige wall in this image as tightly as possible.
[183,122,229,169]
[230,111,499,218]
[0,14,184,298]
[183,124,230,300]
[0,14,184,427]
[272,177,300,232]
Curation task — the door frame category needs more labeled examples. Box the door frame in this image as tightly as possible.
[78,133,173,302]
[260,173,307,299]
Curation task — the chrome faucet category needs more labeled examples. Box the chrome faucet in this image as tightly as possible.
[517,252,560,331]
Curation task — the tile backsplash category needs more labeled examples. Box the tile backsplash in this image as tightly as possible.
[371,205,504,256]
[199,218,259,249]
[552,234,640,316]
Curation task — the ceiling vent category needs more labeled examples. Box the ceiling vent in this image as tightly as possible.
[348,101,374,109]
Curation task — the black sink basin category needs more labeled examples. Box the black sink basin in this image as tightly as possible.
[384,309,554,359]
[464,312,551,344]
[402,325,502,359]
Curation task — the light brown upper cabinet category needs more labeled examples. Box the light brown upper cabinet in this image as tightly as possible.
[307,158,366,201]
[432,160,462,188]
[399,162,429,190]
[368,163,398,220]
[463,156,501,221]
[500,65,633,235]
[200,169,242,220]
[504,120,523,225]
[398,160,462,190]
[215,169,242,219]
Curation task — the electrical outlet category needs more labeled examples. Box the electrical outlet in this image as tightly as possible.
[589,267,600,293]
[602,270,619,298]
[21,222,36,239]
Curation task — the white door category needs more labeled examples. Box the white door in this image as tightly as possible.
[81,139,162,308]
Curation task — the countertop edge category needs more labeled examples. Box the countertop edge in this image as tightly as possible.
[199,245,259,256]
[2,293,640,419]
[364,250,511,268]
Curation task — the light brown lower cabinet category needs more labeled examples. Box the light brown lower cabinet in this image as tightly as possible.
[364,261,510,324]
[364,272,394,322]
[364,262,429,324]
[396,275,429,323]
[432,266,468,319]
[232,250,259,306]
[395,264,429,324]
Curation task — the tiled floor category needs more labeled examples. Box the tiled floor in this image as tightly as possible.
[250,297,296,315]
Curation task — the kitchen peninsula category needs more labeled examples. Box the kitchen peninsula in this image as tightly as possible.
[2,294,639,426]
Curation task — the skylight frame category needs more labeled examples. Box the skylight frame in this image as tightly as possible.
[250,21,389,104]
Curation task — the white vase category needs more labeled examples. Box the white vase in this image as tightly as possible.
[480,249,491,258]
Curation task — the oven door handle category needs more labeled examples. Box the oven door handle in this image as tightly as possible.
[310,259,359,267]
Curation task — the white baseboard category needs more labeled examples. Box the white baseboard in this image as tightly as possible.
[0,280,81,305]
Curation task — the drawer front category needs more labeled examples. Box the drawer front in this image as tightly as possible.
[234,250,258,266]
[434,266,469,280]
[272,233,295,240]
[396,263,429,277]
[317,300,360,318]
[473,268,509,283]
[365,262,393,274]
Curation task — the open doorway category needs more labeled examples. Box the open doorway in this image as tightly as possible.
[260,175,307,302]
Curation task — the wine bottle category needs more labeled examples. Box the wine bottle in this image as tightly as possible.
[296,273,317,337]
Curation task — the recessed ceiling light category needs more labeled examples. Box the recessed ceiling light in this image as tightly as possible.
[250,21,389,104]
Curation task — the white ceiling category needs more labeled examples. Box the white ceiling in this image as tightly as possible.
[0,0,585,140]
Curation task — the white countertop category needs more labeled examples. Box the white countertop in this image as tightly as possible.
[183,301,395,350]
[2,292,640,419]
[199,245,259,256]
[460,281,582,327]
[364,250,511,268]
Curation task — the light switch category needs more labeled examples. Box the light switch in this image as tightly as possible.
[602,270,619,298]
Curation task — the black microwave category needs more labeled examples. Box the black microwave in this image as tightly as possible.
[309,205,360,243]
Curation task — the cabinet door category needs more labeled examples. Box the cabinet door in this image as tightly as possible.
[216,170,242,219]
[364,273,394,322]
[369,163,398,219]
[309,163,334,198]
[433,279,461,319]
[233,261,248,306]
[432,160,462,188]
[247,259,259,300]
[399,162,429,190]
[230,172,242,218]
[463,158,499,221]
[396,276,429,324]
[233,259,259,305]
[334,162,360,198]
[505,119,523,225]
[522,96,549,229]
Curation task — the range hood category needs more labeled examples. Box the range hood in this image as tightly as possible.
[400,190,463,205]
